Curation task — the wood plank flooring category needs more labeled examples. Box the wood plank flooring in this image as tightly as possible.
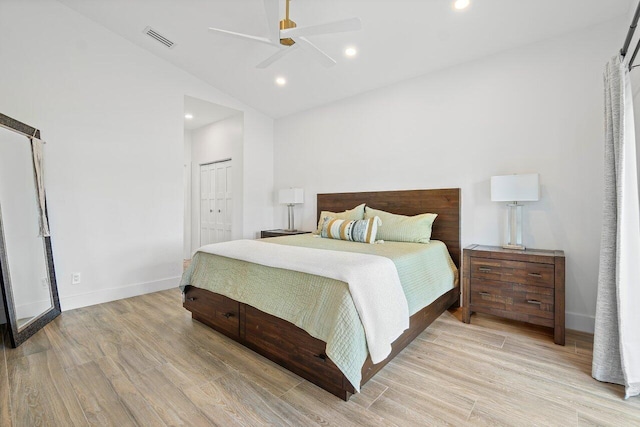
[1,288,639,426]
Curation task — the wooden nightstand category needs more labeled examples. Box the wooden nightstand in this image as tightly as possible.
[462,244,565,345]
[260,229,312,238]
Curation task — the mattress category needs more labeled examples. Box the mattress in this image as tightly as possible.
[180,234,457,390]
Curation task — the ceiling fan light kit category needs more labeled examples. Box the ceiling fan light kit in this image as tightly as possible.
[279,0,296,46]
[208,0,361,69]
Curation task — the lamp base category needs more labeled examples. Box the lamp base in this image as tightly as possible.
[504,202,526,250]
[502,244,526,251]
[286,204,296,232]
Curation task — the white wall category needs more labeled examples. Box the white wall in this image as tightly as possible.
[274,18,627,333]
[183,130,192,259]
[189,114,244,253]
[0,0,274,311]
[244,114,276,238]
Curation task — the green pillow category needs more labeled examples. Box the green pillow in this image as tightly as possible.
[315,203,365,234]
[364,206,437,243]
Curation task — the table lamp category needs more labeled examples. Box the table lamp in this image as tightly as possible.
[278,188,304,232]
[491,174,539,250]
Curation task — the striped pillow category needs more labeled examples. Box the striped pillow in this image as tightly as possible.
[321,216,381,244]
[314,203,365,234]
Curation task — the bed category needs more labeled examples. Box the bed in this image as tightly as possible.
[181,188,461,400]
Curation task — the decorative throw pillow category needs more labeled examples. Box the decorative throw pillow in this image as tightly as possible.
[314,203,365,234]
[364,206,437,243]
[321,216,381,244]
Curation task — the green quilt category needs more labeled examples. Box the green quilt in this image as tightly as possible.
[180,234,457,391]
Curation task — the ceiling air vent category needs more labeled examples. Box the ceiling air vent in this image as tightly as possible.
[143,26,175,49]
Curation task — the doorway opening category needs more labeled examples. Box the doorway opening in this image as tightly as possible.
[183,96,243,262]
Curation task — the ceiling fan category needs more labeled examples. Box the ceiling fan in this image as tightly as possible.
[208,0,362,68]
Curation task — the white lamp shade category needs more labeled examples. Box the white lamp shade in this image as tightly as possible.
[491,174,540,202]
[278,188,304,204]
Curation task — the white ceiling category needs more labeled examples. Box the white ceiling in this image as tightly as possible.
[58,0,632,119]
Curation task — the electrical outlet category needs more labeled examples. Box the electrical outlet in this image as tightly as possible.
[72,272,81,285]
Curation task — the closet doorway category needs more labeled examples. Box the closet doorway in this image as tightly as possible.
[200,159,232,246]
[183,95,243,259]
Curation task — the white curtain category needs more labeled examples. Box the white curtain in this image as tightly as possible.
[29,137,50,237]
[592,54,640,399]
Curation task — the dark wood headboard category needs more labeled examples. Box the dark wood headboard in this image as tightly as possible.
[317,188,461,268]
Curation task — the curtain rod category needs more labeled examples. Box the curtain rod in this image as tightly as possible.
[622,0,640,70]
[0,113,43,142]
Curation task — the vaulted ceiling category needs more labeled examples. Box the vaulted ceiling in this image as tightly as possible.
[58,0,631,118]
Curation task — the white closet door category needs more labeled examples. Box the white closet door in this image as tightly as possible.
[200,160,232,246]
[214,161,232,242]
[199,163,215,246]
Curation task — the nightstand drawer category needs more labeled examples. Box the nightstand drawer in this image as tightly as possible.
[470,279,554,326]
[469,280,510,310]
[470,258,554,288]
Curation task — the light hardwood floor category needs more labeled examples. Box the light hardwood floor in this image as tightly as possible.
[1,288,639,426]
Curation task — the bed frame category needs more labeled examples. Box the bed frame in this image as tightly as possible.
[183,188,461,400]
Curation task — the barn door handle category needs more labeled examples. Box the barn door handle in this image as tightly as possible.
[314,353,327,362]
[223,312,234,319]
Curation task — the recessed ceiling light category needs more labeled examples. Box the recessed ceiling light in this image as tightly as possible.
[275,76,287,86]
[454,0,470,10]
[185,113,193,119]
[345,47,357,57]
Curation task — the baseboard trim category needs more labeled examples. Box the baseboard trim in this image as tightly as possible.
[566,311,595,334]
[60,276,180,312]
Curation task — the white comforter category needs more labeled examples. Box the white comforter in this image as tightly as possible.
[198,239,410,364]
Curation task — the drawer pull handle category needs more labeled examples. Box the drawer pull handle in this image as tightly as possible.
[479,292,491,297]
[314,353,327,362]
[223,312,235,319]
[527,299,542,305]
[186,297,196,302]
[528,273,542,278]
[478,267,491,272]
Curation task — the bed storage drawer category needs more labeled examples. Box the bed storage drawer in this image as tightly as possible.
[183,286,240,339]
[243,305,347,390]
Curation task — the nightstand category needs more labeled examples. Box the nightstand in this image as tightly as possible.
[260,229,312,238]
[462,244,565,345]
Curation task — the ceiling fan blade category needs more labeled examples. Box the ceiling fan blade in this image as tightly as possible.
[263,0,280,44]
[208,27,275,46]
[256,44,299,69]
[294,37,336,68]
[280,17,362,39]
